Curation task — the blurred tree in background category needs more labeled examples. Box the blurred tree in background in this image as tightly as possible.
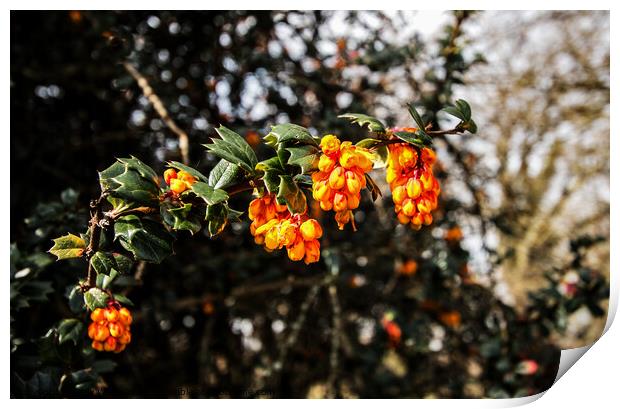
[10,10,609,398]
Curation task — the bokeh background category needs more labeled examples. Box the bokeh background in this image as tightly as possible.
[10,11,609,398]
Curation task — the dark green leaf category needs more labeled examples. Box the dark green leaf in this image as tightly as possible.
[338,113,386,133]
[356,138,382,149]
[57,319,84,346]
[393,132,425,147]
[90,252,116,276]
[464,119,477,134]
[117,156,158,182]
[256,156,284,173]
[265,123,317,146]
[215,125,258,168]
[262,169,282,193]
[49,233,86,260]
[109,166,159,207]
[67,285,85,313]
[113,294,134,307]
[277,175,307,214]
[407,103,426,130]
[442,106,467,121]
[204,139,254,173]
[365,174,382,201]
[190,181,229,206]
[208,159,242,189]
[455,99,472,120]
[286,145,320,173]
[83,288,109,311]
[111,253,133,275]
[160,202,202,234]
[114,215,174,263]
[206,204,228,237]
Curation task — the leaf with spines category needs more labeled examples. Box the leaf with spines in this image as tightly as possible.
[208,159,242,189]
[160,202,202,234]
[277,175,307,214]
[206,204,228,237]
[286,145,320,174]
[114,215,174,263]
[264,124,317,147]
[214,126,258,168]
[49,233,86,260]
[190,182,229,206]
[57,319,84,346]
[339,113,387,133]
[84,288,110,310]
[117,156,158,183]
[90,252,116,276]
[204,126,257,174]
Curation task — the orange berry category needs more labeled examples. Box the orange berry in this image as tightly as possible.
[392,185,407,205]
[119,307,133,326]
[320,135,340,155]
[92,341,104,352]
[177,170,196,185]
[103,336,117,352]
[303,239,320,264]
[333,192,348,212]
[93,324,110,342]
[320,199,333,211]
[163,168,177,185]
[406,178,422,199]
[114,343,127,353]
[287,238,305,261]
[335,210,352,230]
[104,308,119,323]
[109,322,124,338]
[88,322,98,339]
[118,331,132,345]
[90,308,106,323]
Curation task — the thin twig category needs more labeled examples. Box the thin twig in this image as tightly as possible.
[123,61,190,165]
[326,283,342,398]
[84,194,107,289]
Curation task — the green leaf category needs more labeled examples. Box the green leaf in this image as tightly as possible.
[160,202,202,234]
[356,138,382,149]
[110,167,159,206]
[166,161,209,182]
[113,294,134,307]
[406,103,426,130]
[49,233,86,260]
[190,182,229,206]
[393,132,425,147]
[338,113,386,133]
[114,215,174,264]
[208,159,242,189]
[206,204,228,237]
[99,161,125,193]
[442,106,467,121]
[227,207,244,222]
[455,99,472,121]
[286,145,320,174]
[262,169,282,194]
[215,125,258,168]
[265,123,317,147]
[67,285,85,313]
[83,288,110,311]
[256,156,284,173]
[277,175,307,214]
[112,253,133,275]
[464,119,477,134]
[117,156,158,183]
[90,252,115,276]
[57,319,84,346]
[205,134,256,174]
[96,269,119,289]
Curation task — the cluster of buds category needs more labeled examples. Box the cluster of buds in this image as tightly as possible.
[386,132,440,229]
[311,135,374,229]
[163,168,196,194]
[88,302,132,353]
[249,194,323,264]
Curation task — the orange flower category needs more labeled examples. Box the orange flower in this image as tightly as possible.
[312,135,373,229]
[248,194,322,264]
[88,302,133,353]
[386,136,440,229]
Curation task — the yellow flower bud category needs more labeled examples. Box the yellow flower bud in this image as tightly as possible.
[320,199,333,211]
[300,219,323,241]
[345,171,361,194]
[287,238,305,261]
[304,240,320,264]
[170,178,188,194]
[328,167,345,190]
[334,211,351,230]
[392,185,407,205]
[104,336,117,352]
[320,134,340,155]
[386,167,399,184]
[406,178,422,199]
[177,170,196,185]
[402,199,416,217]
[279,221,297,247]
[346,192,360,210]
[339,144,359,169]
[314,182,331,201]
[248,198,263,221]
[318,154,336,173]
[92,341,104,352]
[264,226,280,250]
[397,212,410,225]
[398,146,417,168]
[333,192,348,212]
[163,168,177,185]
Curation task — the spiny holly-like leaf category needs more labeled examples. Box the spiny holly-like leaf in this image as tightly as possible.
[160,202,202,234]
[339,113,386,133]
[117,156,158,183]
[262,169,282,194]
[256,156,284,173]
[215,126,258,168]
[57,319,84,346]
[286,145,320,174]
[190,182,229,206]
[49,233,86,260]
[99,161,125,193]
[111,253,133,275]
[277,175,307,214]
[114,215,174,264]
[96,269,118,289]
[110,167,159,206]
[227,207,244,222]
[90,252,116,276]
[407,103,426,131]
[83,288,110,311]
[208,159,242,189]
[166,161,208,182]
[206,204,228,237]
[265,123,317,147]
